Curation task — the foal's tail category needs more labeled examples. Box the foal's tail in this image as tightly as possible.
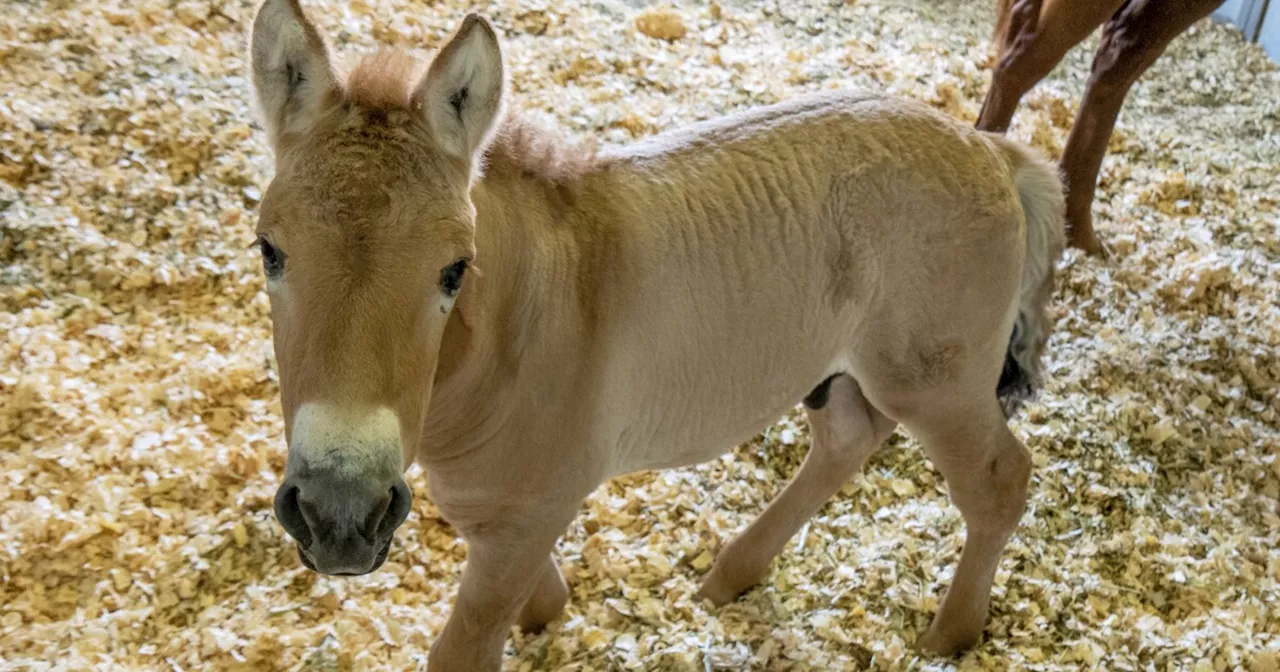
[986,134,1067,415]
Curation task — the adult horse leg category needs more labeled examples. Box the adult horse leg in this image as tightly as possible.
[698,374,896,604]
[976,0,1126,133]
[1059,0,1225,254]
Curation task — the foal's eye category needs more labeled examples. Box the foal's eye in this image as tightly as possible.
[439,258,468,297]
[257,237,285,279]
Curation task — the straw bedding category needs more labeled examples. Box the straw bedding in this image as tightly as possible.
[2,0,1278,669]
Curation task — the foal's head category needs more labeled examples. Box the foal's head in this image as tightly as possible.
[248,0,505,575]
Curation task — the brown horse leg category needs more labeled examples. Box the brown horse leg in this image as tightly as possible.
[1060,0,1225,254]
[976,0,1126,132]
[698,375,896,605]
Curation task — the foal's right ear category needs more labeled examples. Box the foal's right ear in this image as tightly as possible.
[249,0,338,150]
[413,14,505,168]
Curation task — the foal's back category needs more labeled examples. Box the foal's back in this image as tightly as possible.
[587,90,1028,473]
[600,89,1023,299]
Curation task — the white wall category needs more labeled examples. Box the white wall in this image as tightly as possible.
[1212,0,1246,24]
[1259,3,1280,61]
[1211,0,1279,63]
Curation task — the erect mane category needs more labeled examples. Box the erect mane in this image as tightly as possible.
[484,113,602,186]
[344,48,600,185]
[345,48,423,110]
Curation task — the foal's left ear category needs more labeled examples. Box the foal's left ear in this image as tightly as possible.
[413,14,505,166]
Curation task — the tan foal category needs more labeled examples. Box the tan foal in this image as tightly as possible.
[245,2,1067,668]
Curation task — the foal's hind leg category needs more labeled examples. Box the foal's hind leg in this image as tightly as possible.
[698,375,896,605]
[889,396,1032,655]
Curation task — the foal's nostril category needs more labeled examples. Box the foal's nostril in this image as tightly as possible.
[273,483,314,549]
[360,489,393,544]
[377,480,412,539]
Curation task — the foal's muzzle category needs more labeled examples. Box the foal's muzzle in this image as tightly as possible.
[273,474,412,575]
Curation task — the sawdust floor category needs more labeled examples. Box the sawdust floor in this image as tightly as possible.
[2,0,1279,669]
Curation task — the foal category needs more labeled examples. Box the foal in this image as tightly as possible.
[247,1,1066,668]
[977,0,1225,254]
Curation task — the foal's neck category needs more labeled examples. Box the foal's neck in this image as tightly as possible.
[464,117,613,346]
[420,122,610,461]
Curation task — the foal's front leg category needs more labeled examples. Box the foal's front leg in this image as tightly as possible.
[426,512,575,672]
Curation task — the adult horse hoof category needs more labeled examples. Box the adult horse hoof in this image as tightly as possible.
[1071,234,1107,258]
[1066,221,1107,258]
[916,622,982,657]
[696,573,745,607]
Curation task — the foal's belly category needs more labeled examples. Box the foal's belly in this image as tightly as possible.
[600,322,851,477]
[613,407,798,475]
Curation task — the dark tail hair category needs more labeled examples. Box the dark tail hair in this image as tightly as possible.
[985,133,1067,416]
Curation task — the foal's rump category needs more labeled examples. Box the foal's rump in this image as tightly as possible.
[824,98,1066,415]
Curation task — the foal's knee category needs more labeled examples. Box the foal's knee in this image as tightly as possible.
[941,426,1031,529]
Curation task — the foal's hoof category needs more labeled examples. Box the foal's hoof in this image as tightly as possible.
[515,594,566,635]
[515,617,551,635]
[916,623,982,657]
[697,542,770,606]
